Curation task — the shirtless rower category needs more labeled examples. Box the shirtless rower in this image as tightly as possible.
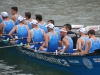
[35,14,48,33]
[24,12,33,29]
[9,16,29,44]
[0,12,15,39]
[77,28,89,51]
[59,28,73,53]
[39,23,60,52]
[11,6,20,25]
[79,30,100,55]
[27,20,46,49]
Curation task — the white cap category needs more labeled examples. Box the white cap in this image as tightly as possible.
[31,20,38,25]
[77,28,86,33]
[18,16,24,22]
[1,12,8,17]
[60,29,67,33]
[45,23,54,29]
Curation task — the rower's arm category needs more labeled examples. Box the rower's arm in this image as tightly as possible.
[44,34,49,48]
[42,29,46,41]
[63,38,69,52]
[77,38,82,51]
[11,16,16,23]
[8,26,16,39]
[0,22,4,34]
[58,40,62,47]
[27,30,32,43]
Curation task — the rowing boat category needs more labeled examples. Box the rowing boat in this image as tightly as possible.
[0,39,100,75]
[0,25,100,75]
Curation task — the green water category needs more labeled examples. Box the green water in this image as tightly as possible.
[0,49,75,75]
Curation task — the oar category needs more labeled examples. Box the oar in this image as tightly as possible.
[2,34,17,36]
[3,37,27,42]
[30,42,43,45]
[0,44,25,49]
[0,42,43,49]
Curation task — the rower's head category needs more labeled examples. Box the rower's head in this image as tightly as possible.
[25,12,31,19]
[18,16,25,24]
[11,6,18,15]
[47,20,55,25]
[88,30,95,37]
[60,28,67,37]
[1,12,8,19]
[45,23,54,32]
[64,24,72,31]
[31,20,38,28]
[35,14,42,22]
[77,28,86,35]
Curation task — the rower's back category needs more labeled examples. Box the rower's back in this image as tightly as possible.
[80,35,89,50]
[4,20,15,34]
[65,36,73,53]
[47,31,59,52]
[1,12,15,39]
[26,20,33,29]
[88,30,100,53]
[31,28,44,49]
[38,22,48,33]
[15,16,28,44]
[89,38,100,53]
[17,25,28,38]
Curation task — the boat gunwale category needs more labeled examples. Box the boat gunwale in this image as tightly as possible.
[1,41,100,57]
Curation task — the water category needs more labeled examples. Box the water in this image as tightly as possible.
[0,0,100,74]
[0,0,100,26]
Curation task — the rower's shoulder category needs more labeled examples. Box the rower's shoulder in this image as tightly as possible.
[11,15,16,20]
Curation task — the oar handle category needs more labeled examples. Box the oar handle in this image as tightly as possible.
[3,37,27,42]
[2,34,17,36]
[30,42,43,45]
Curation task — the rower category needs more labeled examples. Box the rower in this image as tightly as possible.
[35,14,48,33]
[64,24,78,49]
[59,28,73,53]
[0,12,15,39]
[11,6,20,25]
[24,12,33,29]
[79,30,100,55]
[77,28,89,51]
[47,20,61,41]
[39,23,59,52]
[8,16,29,44]
[27,20,46,49]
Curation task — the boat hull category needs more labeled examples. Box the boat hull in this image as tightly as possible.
[0,41,100,75]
